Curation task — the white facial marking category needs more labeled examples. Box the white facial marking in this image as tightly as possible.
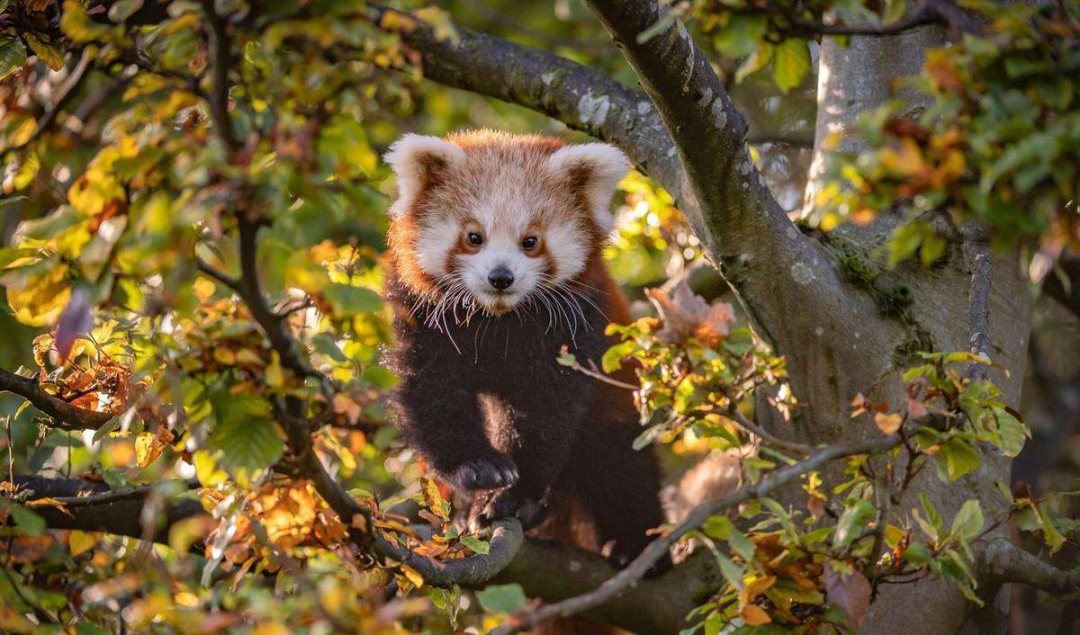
[386,134,628,321]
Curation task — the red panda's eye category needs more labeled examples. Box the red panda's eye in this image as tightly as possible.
[521,236,538,251]
[467,232,484,246]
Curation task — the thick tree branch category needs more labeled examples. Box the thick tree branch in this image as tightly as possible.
[366,5,681,190]
[8,475,206,543]
[978,539,1080,595]
[493,434,902,634]
[0,367,113,431]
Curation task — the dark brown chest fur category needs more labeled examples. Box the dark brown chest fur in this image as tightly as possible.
[384,267,665,568]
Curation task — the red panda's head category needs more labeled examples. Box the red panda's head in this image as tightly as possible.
[384,130,628,317]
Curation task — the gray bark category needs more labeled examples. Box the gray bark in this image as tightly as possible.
[798,30,1033,635]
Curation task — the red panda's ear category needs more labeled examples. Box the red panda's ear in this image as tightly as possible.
[384,134,465,217]
[546,143,630,233]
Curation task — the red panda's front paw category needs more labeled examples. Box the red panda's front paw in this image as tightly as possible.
[447,455,518,491]
[469,489,545,532]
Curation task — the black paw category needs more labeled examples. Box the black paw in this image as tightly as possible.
[468,490,546,533]
[447,455,518,491]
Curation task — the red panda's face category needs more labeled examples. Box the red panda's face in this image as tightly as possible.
[385,132,628,319]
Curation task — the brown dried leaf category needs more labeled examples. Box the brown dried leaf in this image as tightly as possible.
[824,561,871,630]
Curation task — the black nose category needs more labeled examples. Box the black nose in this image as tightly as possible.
[488,267,515,290]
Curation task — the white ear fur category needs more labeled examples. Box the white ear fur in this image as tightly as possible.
[384,134,466,217]
[546,143,629,232]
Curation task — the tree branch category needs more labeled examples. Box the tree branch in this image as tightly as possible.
[978,539,1080,595]
[0,367,113,431]
[365,4,682,190]
[198,0,239,153]
[492,434,901,634]
[8,475,206,543]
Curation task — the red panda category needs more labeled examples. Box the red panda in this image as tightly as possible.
[382,130,666,631]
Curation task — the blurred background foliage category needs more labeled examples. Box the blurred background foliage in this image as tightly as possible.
[0,0,1075,633]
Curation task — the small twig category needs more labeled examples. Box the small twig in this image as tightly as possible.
[43,479,199,508]
[491,434,902,635]
[715,389,815,455]
[196,257,241,290]
[561,352,640,391]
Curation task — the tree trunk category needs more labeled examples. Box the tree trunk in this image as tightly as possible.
[788,29,1034,634]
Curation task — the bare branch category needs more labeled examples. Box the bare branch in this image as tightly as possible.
[492,434,901,634]
[713,393,815,455]
[0,367,113,431]
[196,256,241,290]
[978,539,1080,595]
[198,0,239,152]
[8,475,206,544]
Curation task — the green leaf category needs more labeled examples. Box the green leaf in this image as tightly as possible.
[735,42,773,84]
[715,552,745,590]
[459,535,490,555]
[92,416,121,443]
[24,34,64,71]
[322,283,382,318]
[0,35,27,81]
[948,500,983,544]
[602,340,636,373]
[887,222,925,268]
[713,14,768,59]
[834,499,875,550]
[632,424,664,450]
[477,583,527,614]
[728,525,755,561]
[208,393,283,485]
[311,333,348,363]
[773,39,811,92]
[937,438,980,481]
[8,503,45,536]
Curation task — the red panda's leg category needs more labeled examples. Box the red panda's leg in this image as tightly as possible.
[396,377,518,491]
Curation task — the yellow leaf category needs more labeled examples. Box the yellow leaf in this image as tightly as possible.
[879,138,926,177]
[135,432,155,467]
[174,591,199,608]
[6,264,71,327]
[68,530,100,556]
[212,347,236,365]
[399,564,425,588]
[874,412,903,435]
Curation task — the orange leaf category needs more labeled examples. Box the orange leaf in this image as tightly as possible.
[740,604,772,626]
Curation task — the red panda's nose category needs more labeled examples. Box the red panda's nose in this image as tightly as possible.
[488,267,515,291]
